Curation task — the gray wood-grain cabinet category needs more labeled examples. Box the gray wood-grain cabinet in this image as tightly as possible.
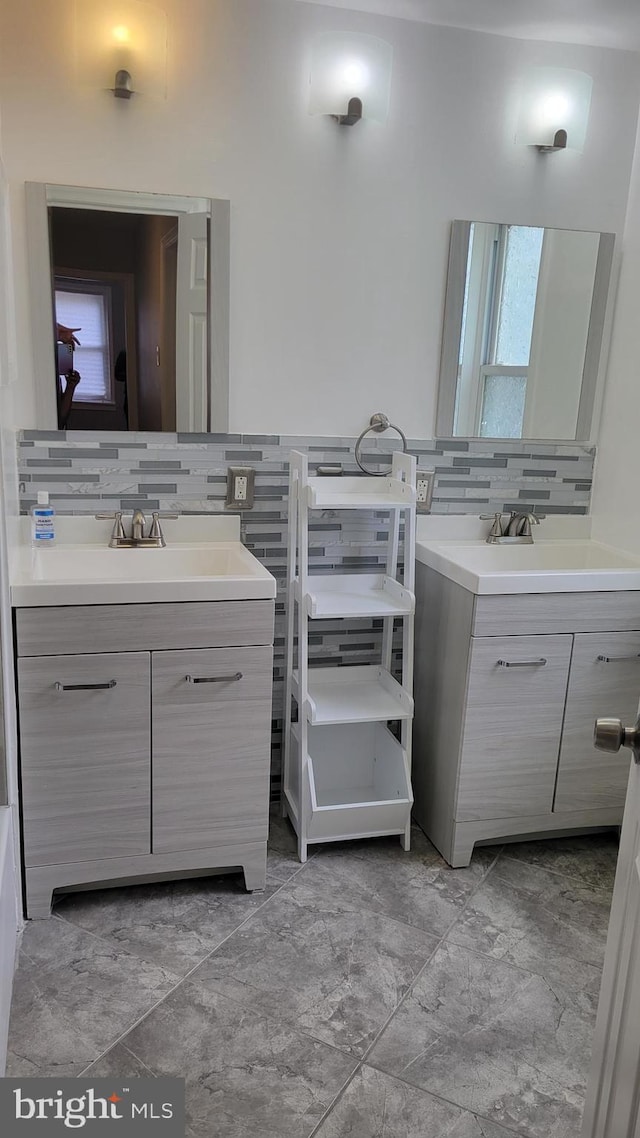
[15,600,274,918]
[412,562,638,866]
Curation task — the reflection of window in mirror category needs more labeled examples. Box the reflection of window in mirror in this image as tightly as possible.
[439,219,615,442]
[55,280,115,425]
[455,223,545,438]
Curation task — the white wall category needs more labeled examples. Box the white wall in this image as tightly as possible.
[0,0,639,436]
[591,113,640,553]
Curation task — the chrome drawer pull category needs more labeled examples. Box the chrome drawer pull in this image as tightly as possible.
[185,672,243,684]
[497,658,547,668]
[597,654,640,663]
[55,679,117,691]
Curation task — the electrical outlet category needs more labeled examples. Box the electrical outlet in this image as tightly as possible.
[226,466,255,509]
[416,470,435,513]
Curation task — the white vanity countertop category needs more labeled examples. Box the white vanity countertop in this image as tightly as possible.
[11,515,277,607]
[415,516,640,595]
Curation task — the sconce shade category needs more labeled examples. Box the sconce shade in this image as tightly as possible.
[309,32,392,124]
[74,0,168,100]
[517,67,592,153]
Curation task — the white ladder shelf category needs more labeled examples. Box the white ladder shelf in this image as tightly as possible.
[282,450,417,862]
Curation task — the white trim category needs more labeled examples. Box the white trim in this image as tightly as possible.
[0,808,18,1075]
[43,184,210,215]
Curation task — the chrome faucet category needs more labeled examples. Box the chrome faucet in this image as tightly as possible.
[505,511,544,540]
[480,510,546,545]
[95,510,178,548]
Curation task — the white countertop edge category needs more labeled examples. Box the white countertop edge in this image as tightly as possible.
[415,538,640,595]
[11,576,277,607]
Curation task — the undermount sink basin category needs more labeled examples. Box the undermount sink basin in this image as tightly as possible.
[10,516,276,606]
[415,538,640,595]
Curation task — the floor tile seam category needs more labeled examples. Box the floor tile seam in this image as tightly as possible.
[52,864,298,963]
[77,1041,158,1080]
[438,931,603,991]
[53,875,303,1073]
[357,933,447,1066]
[355,847,561,1070]
[351,853,507,1068]
[498,852,616,894]
[162,968,375,1064]
[270,872,454,944]
[358,1058,536,1138]
[306,1061,365,1138]
[77,971,366,1083]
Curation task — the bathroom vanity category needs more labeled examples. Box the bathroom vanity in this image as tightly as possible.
[11,517,276,918]
[413,521,640,866]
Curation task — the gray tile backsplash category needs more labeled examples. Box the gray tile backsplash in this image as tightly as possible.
[18,431,594,797]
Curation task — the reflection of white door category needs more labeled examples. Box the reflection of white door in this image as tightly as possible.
[176,211,208,432]
[582,722,640,1137]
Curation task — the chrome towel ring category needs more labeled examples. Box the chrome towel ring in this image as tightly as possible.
[354,412,408,476]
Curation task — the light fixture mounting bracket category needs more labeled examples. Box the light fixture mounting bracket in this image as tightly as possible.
[112,69,135,99]
[331,96,363,126]
[535,128,568,154]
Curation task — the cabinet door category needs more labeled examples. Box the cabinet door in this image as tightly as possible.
[456,634,572,822]
[19,652,151,867]
[152,646,273,853]
[554,632,640,813]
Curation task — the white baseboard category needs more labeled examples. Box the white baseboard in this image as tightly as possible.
[0,807,19,1074]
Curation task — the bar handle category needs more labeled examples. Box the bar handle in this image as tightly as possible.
[496,659,547,669]
[55,679,117,691]
[597,654,640,663]
[185,673,243,684]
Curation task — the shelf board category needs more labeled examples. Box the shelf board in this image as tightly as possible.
[293,665,413,726]
[306,476,415,510]
[299,574,415,619]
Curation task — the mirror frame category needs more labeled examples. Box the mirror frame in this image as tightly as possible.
[25,182,230,432]
[435,219,616,443]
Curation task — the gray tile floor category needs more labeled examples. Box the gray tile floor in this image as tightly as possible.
[7,817,618,1138]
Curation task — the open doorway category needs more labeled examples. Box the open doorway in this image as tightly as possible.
[51,207,178,431]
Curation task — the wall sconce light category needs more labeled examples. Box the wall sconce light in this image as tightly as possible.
[517,67,593,154]
[74,0,168,101]
[309,32,393,126]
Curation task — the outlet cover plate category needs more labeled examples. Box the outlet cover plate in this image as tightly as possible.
[226,466,255,509]
[416,469,435,513]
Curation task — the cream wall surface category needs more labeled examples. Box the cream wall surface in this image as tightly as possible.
[0,0,639,435]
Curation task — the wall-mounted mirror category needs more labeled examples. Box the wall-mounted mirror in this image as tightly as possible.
[436,220,615,441]
[26,184,230,433]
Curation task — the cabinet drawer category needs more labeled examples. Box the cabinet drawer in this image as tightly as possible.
[456,634,572,821]
[472,592,640,637]
[19,652,151,867]
[152,646,273,854]
[554,632,640,813]
[16,600,275,656]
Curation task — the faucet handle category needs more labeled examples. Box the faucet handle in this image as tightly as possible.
[480,512,504,539]
[149,511,179,546]
[95,511,126,541]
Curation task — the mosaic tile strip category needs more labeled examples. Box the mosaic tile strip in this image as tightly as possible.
[18,431,595,797]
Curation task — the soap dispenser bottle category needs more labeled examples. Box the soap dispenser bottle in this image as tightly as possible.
[31,491,56,546]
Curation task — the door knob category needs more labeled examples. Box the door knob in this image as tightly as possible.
[594,716,640,763]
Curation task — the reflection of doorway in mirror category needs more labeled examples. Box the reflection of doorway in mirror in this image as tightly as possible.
[50,207,179,431]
